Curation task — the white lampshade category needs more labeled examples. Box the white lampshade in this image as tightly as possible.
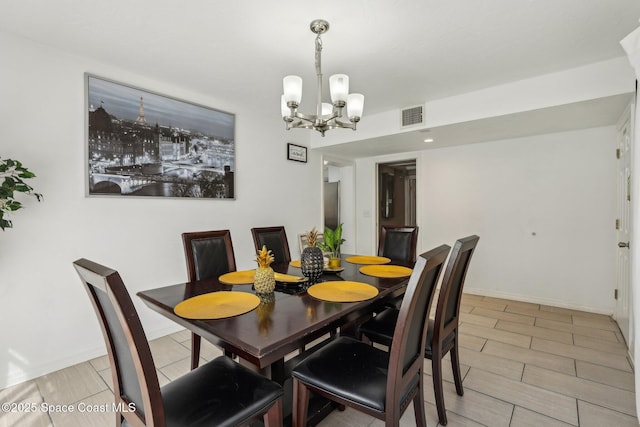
[281,95,290,117]
[329,74,349,103]
[347,93,364,119]
[283,75,303,104]
[322,103,333,116]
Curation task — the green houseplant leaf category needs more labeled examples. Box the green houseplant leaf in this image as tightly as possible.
[318,223,345,258]
[0,158,42,230]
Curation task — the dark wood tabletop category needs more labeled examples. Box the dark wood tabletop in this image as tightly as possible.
[137,254,412,377]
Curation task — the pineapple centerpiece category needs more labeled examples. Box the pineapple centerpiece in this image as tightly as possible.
[254,245,276,294]
[301,227,324,282]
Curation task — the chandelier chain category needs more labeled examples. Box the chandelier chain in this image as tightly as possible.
[315,34,323,77]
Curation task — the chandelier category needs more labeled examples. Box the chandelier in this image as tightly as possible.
[281,19,364,137]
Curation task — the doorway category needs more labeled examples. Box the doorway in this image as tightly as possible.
[377,159,417,232]
[615,104,633,350]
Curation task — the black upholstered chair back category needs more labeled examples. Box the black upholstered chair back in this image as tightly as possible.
[388,245,449,402]
[251,226,291,264]
[378,225,419,263]
[182,230,237,369]
[434,235,480,343]
[73,258,164,426]
[182,230,236,281]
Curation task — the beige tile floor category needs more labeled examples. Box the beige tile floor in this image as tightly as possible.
[0,294,637,426]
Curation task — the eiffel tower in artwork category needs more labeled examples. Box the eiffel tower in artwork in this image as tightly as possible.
[135,96,148,125]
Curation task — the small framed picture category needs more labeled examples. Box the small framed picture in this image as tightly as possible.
[287,143,307,163]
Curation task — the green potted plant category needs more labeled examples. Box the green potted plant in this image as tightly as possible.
[0,158,42,230]
[318,223,345,268]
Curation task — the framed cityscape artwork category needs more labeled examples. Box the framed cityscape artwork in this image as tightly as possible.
[85,74,235,199]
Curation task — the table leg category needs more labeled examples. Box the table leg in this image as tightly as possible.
[238,358,286,385]
[238,352,337,427]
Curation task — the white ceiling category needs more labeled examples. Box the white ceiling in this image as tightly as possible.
[1,0,638,157]
[317,93,634,160]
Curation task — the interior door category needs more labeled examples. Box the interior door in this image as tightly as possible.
[615,107,632,345]
[377,160,417,230]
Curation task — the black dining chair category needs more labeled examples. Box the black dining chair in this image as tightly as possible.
[378,225,419,263]
[182,229,237,369]
[291,245,451,427]
[378,225,419,308]
[73,258,284,427]
[251,226,292,265]
[359,235,480,425]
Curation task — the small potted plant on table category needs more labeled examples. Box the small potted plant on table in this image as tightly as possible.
[318,223,345,268]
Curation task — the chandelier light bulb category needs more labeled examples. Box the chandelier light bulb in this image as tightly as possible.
[283,75,303,104]
[281,95,290,118]
[329,74,349,104]
[347,93,364,120]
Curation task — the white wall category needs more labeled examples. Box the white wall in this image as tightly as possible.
[0,32,322,388]
[356,127,617,313]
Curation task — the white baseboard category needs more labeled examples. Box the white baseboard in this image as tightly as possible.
[2,324,183,390]
[464,287,614,316]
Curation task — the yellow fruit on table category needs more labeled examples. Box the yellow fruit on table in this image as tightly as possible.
[255,245,276,294]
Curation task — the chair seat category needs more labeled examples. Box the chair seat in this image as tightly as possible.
[292,336,390,411]
[162,356,283,427]
[360,308,455,356]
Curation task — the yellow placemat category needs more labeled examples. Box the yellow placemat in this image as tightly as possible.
[359,264,413,278]
[174,291,260,320]
[290,259,301,268]
[307,281,379,303]
[219,270,255,285]
[274,272,307,283]
[345,255,391,265]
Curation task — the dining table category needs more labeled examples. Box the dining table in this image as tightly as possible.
[137,253,414,425]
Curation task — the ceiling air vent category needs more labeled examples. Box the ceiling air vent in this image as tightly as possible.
[400,105,424,128]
